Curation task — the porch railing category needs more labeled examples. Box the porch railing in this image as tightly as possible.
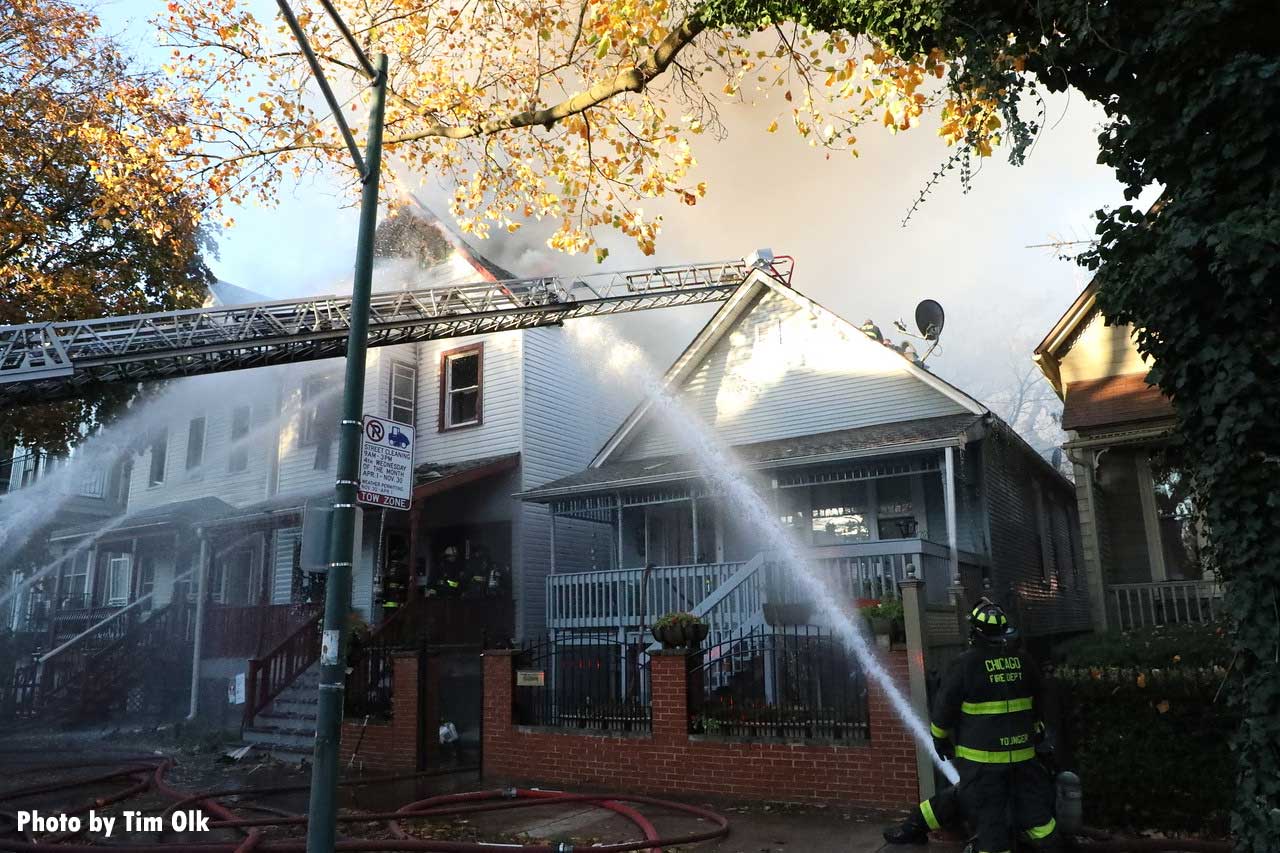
[546,562,746,631]
[1107,580,1225,630]
[202,604,319,658]
[546,540,984,632]
[243,609,322,728]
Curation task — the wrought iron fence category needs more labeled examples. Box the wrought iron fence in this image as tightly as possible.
[688,624,869,743]
[513,632,651,733]
[344,638,398,720]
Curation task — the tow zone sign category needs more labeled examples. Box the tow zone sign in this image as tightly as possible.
[358,415,414,510]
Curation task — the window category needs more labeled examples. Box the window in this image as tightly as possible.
[148,430,168,486]
[389,362,417,426]
[106,553,132,605]
[77,466,106,498]
[61,550,92,606]
[301,376,339,444]
[1149,453,1201,580]
[1033,483,1053,582]
[138,556,156,603]
[301,375,339,469]
[439,344,482,430]
[809,482,871,545]
[186,416,206,471]
[228,406,251,472]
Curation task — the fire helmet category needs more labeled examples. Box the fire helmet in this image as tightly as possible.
[968,598,1012,641]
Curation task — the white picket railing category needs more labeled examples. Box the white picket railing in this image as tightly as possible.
[546,562,745,631]
[1107,579,1225,630]
[546,539,982,634]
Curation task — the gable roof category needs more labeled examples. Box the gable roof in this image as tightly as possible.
[1033,280,1099,397]
[590,270,987,466]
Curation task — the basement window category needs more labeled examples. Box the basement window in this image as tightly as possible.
[440,344,482,431]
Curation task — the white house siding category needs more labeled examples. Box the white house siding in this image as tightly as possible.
[617,289,971,460]
[517,327,638,638]
[273,362,346,500]
[414,332,523,466]
[126,374,278,513]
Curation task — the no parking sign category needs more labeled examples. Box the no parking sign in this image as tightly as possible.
[358,415,414,510]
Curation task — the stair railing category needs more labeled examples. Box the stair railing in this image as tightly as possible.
[243,609,323,729]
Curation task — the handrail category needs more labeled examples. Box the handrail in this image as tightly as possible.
[38,569,192,663]
[243,609,323,728]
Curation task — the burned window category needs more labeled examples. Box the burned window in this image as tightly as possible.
[440,344,482,430]
[228,405,251,472]
[148,429,168,486]
[186,416,206,471]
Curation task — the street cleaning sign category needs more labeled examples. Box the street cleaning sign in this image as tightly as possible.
[358,415,414,510]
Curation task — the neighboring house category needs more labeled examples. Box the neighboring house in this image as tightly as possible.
[521,269,1090,654]
[8,217,633,734]
[1033,281,1215,632]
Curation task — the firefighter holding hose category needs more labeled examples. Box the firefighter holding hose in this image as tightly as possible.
[919,598,1058,852]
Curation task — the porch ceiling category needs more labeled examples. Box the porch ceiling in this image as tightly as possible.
[520,413,984,502]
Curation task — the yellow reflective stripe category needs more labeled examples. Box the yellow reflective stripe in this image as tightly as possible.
[1024,818,1056,840]
[961,697,1033,715]
[919,799,941,831]
[955,745,1036,763]
[930,722,950,738]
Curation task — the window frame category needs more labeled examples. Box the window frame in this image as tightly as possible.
[148,429,168,487]
[438,343,484,432]
[228,405,252,472]
[106,553,133,606]
[389,361,417,427]
[301,374,338,446]
[185,415,207,472]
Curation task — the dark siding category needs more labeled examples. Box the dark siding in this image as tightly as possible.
[978,422,1093,637]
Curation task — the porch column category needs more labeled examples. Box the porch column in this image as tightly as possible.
[406,504,423,599]
[690,492,699,565]
[615,493,624,569]
[549,508,557,575]
[186,533,210,720]
[943,447,963,612]
[898,572,934,801]
[1071,448,1110,632]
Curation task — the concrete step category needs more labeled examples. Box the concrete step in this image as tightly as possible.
[243,721,316,750]
[270,697,319,716]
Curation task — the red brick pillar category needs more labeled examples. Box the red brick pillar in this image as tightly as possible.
[866,649,919,805]
[482,650,517,779]
[392,651,421,770]
[649,650,690,744]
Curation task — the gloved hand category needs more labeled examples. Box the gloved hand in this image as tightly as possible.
[933,737,954,761]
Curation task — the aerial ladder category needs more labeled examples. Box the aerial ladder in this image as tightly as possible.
[0,253,791,406]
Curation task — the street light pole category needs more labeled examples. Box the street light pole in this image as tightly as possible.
[305,51,388,853]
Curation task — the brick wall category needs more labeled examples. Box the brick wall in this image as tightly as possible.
[339,651,435,773]
[481,648,918,809]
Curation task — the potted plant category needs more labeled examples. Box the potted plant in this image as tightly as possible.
[762,602,815,626]
[651,611,708,648]
[860,599,904,637]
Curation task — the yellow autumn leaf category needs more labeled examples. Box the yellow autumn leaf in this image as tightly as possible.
[766,119,778,133]
[1156,700,1171,714]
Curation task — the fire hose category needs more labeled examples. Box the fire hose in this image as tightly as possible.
[0,756,729,852]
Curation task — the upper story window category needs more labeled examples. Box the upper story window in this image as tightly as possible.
[389,362,417,426]
[186,416,207,472]
[148,429,168,487]
[301,375,339,445]
[61,550,92,604]
[439,344,482,431]
[229,405,252,472]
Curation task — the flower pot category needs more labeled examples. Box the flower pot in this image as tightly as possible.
[763,603,814,626]
[651,624,683,648]
[686,622,709,647]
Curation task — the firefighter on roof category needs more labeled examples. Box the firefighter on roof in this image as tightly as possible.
[929,598,1059,852]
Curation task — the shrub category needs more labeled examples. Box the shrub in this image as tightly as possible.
[859,598,904,623]
[1056,622,1230,669]
[1054,663,1237,835]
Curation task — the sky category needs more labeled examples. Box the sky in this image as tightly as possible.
[100,0,1135,413]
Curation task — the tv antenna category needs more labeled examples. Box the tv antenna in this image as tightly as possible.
[892,299,946,364]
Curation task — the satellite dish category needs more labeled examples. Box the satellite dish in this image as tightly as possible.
[915,299,945,341]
